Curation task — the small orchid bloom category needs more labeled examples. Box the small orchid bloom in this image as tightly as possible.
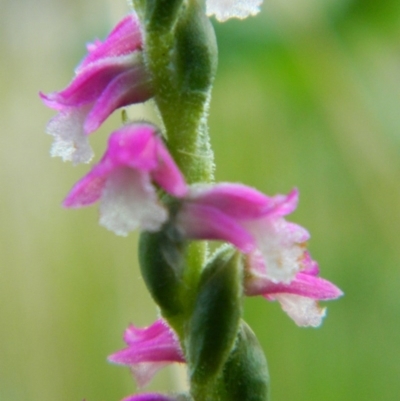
[176,183,309,283]
[63,123,187,236]
[206,0,263,22]
[40,13,152,164]
[245,251,343,327]
[108,319,185,388]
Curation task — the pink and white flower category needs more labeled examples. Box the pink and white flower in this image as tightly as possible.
[176,184,309,283]
[206,0,263,22]
[63,123,187,236]
[108,319,184,388]
[41,13,152,164]
[245,251,343,327]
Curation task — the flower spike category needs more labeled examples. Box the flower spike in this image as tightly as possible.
[40,13,152,164]
[108,319,185,388]
[63,123,187,236]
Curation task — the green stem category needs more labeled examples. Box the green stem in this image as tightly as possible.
[143,0,217,184]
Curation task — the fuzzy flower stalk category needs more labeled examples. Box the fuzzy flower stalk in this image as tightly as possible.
[42,1,343,401]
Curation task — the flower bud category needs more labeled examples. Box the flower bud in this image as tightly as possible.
[222,322,270,401]
[187,247,242,387]
[139,222,187,318]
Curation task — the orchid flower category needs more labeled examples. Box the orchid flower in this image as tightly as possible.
[176,183,308,283]
[63,123,187,236]
[108,319,184,388]
[41,13,152,164]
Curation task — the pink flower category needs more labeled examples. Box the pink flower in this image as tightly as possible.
[63,123,187,236]
[176,184,309,283]
[245,251,343,327]
[108,319,185,388]
[40,13,152,164]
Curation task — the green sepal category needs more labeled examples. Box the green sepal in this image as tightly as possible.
[173,0,218,97]
[222,321,270,401]
[138,222,186,319]
[145,0,185,32]
[188,247,243,389]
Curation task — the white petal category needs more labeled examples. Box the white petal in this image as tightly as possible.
[206,0,262,22]
[130,361,170,388]
[46,107,94,165]
[99,168,167,236]
[275,294,326,327]
[247,218,305,284]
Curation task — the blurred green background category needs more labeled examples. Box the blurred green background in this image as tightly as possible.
[1,0,400,400]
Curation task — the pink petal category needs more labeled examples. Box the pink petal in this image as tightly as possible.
[78,14,142,70]
[106,124,159,171]
[106,124,187,196]
[123,319,171,345]
[249,270,343,300]
[109,319,184,388]
[84,60,152,133]
[44,55,135,108]
[186,183,277,219]
[269,188,299,217]
[63,160,114,207]
[151,138,187,197]
[176,203,255,252]
[109,319,184,364]
[301,251,320,275]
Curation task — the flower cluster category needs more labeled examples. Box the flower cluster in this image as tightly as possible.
[61,121,342,325]
[42,3,342,401]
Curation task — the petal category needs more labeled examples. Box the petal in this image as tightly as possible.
[269,188,299,217]
[63,159,114,207]
[177,203,255,252]
[109,319,185,388]
[247,218,309,283]
[187,183,276,219]
[107,124,159,170]
[123,319,171,345]
[151,137,187,197]
[45,106,94,164]
[99,168,167,235]
[301,251,320,275]
[106,124,187,196]
[247,268,343,300]
[84,57,152,133]
[130,362,172,388]
[109,320,184,365]
[206,0,262,22]
[78,13,143,71]
[187,184,299,219]
[43,55,135,108]
[273,294,327,327]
